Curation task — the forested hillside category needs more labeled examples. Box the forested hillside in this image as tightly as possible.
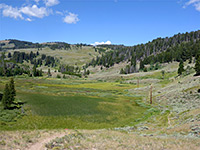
[0,39,90,51]
[87,30,200,74]
[0,41,98,78]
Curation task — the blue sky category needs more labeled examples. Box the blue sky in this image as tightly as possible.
[0,0,200,46]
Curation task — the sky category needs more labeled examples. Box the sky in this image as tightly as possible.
[0,0,200,46]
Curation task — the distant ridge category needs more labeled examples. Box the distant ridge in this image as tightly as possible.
[86,30,200,74]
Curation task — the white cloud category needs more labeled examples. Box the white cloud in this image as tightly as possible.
[0,4,4,9]
[63,12,79,24]
[184,0,200,11]
[0,1,79,24]
[0,3,51,19]
[26,18,32,21]
[56,11,63,15]
[44,0,59,7]
[20,5,51,18]
[194,2,200,11]
[186,0,200,5]
[92,41,112,46]
[0,4,23,19]
[34,0,40,3]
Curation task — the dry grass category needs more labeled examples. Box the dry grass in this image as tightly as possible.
[75,130,200,150]
[0,130,63,150]
[1,129,199,150]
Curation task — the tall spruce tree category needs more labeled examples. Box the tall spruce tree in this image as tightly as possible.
[139,61,145,70]
[33,65,37,76]
[39,69,43,76]
[194,55,200,76]
[8,78,16,105]
[48,68,51,77]
[8,52,12,58]
[2,84,10,109]
[178,60,184,76]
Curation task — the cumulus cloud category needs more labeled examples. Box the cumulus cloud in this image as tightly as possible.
[0,3,51,19]
[0,4,23,19]
[63,12,79,24]
[184,0,200,11]
[0,1,80,24]
[26,18,32,22]
[44,0,59,7]
[20,5,51,18]
[92,41,112,46]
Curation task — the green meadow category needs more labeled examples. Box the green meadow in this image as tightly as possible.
[0,77,153,130]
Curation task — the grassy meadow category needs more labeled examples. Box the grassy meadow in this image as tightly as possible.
[1,61,200,150]
[0,77,154,130]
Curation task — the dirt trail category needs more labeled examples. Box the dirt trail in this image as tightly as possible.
[28,132,66,150]
[168,112,172,127]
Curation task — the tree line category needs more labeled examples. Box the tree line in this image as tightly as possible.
[86,30,200,74]
[8,51,57,67]
[0,39,92,51]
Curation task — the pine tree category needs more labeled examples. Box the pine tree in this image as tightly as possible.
[178,60,184,76]
[161,70,165,79]
[8,78,16,105]
[139,61,144,70]
[2,84,10,109]
[39,69,43,76]
[194,55,200,76]
[8,52,12,58]
[155,63,159,70]
[33,65,37,76]
[86,70,90,75]
[143,67,147,72]
[48,68,51,77]
[120,68,124,74]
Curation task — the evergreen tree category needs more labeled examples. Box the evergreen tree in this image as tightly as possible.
[139,61,145,70]
[30,51,34,61]
[8,78,16,105]
[161,70,165,79]
[8,52,12,58]
[86,70,90,75]
[194,55,200,76]
[143,67,147,72]
[48,68,51,77]
[36,51,39,56]
[33,65,37,76]
[155,63,159,70]
[39,69,43,76]
[2,84,10,109]
[178,60,184,76]
[150,61,154,70]
[120,68,124,74]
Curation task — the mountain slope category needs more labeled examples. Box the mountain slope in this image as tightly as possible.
[87,30,200,74]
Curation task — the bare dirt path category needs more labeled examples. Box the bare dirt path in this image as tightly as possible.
[168,112,172,127]
[28,132,66,150]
